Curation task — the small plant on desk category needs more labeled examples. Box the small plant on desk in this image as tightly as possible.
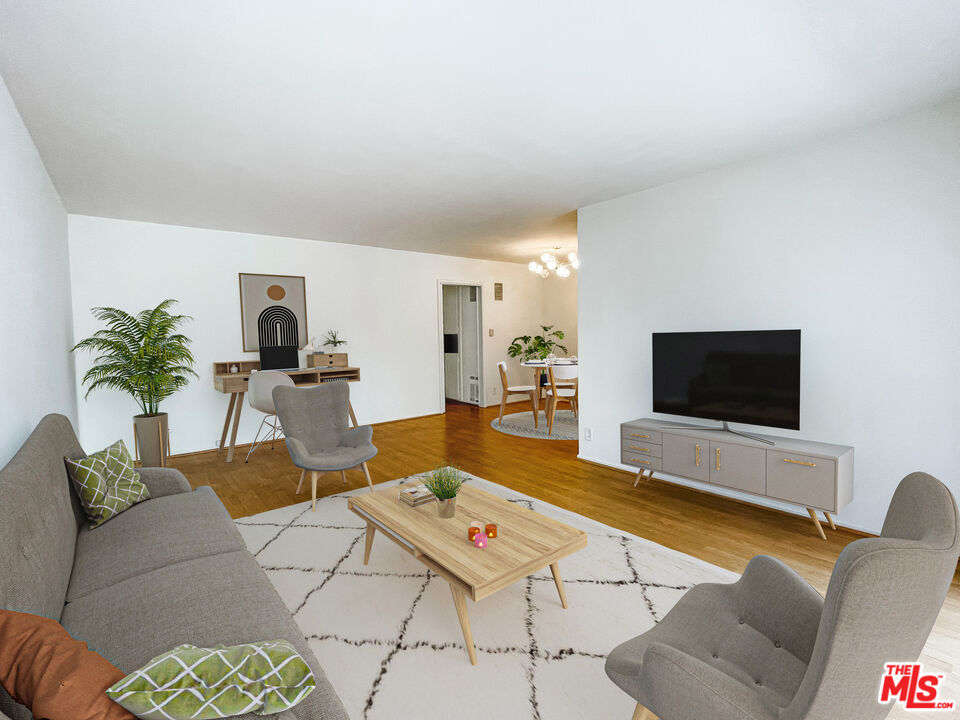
[423,464,464,519]
[323,329,347,348]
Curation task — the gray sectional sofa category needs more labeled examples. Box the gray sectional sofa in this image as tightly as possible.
[0,414,349,720]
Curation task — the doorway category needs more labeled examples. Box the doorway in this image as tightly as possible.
[439,282,483,407]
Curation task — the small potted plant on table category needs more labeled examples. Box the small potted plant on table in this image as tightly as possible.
[423,465,464,518]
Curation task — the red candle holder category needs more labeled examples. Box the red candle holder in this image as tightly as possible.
[485,523,498,539]
[467,526,481,542]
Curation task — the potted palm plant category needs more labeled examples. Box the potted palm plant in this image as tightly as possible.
[72,299,198,467]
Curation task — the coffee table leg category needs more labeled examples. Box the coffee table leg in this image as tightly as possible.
[449,584,477,665]
[363,523,376,565]
[550,562,568,609]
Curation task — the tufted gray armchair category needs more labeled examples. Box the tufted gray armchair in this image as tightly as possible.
[273,382,377,511]
[606,472,959,720]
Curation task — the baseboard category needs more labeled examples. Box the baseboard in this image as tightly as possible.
[576,453,876,538]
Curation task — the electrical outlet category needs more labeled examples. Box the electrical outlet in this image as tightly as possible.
[584,427,593,441]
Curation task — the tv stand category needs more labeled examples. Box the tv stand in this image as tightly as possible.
[661,420,776,445]
[620,418,854,538]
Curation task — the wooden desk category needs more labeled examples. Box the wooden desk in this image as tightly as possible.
[213,362,361,462]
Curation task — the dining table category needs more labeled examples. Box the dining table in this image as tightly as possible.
[520,359,578,415]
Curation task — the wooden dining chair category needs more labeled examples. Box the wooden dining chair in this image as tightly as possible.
[546,365,578,435]
[497,361,539,427]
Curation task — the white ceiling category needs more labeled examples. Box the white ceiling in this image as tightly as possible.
[2,2,959,262]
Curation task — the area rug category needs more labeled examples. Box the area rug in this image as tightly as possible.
[490,409,578,440]
[235,472,737,720]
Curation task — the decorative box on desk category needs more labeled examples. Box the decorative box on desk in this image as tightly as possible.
[307,353,348,368]
[621,418,853,539]
[213,360,361,462]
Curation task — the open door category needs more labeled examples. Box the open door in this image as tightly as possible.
[440,283,482,406]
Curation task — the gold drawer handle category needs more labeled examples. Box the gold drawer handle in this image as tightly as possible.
[628,458,650,465]
[630,446,651,452]
[715,447,721,471]
[783,458,817,467]
[695,443,701,467]
[630,433,651,439]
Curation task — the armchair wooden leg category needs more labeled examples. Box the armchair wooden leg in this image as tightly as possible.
[360,461,374,492]
[340,470,347,484]
[632,703,657,720]
[311,471,319,512]
[296,469,305,494]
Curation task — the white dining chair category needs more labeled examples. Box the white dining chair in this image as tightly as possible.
[497,361,539,427]
[546,365,578,435]
[245,370,295,462]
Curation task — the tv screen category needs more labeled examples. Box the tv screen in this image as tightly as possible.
[652,330,801,430]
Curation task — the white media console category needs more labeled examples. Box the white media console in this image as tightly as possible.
[620,418,854,538]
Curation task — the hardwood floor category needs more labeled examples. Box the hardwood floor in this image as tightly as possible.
[170,400,959,714]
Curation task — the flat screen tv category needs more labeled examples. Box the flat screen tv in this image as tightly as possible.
[652,330,801,430]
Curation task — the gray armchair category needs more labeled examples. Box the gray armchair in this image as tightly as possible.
[273,383,377,511]
[606,472,959,720]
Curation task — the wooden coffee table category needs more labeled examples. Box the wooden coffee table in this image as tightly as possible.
[348,482,588,665]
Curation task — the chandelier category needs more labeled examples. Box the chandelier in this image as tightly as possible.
[528,249,580,278]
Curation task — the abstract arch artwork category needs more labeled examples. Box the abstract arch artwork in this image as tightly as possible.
[238,273,308,351]
[258,305,298,347]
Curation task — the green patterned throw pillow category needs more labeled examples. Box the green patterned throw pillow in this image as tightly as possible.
[106,641,316,719]
[65,440,150,528]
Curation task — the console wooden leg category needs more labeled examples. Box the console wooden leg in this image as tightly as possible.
[550,561,568,609]
[450,584,477,665]
[363,523,376,565]
[633,703,658,720]
[824,511,836,530]
[806,507,827,540]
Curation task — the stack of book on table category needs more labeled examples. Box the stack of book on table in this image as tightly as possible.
[398,484,435,507]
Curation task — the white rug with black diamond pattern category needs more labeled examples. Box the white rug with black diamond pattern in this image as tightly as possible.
[235,472,738,720]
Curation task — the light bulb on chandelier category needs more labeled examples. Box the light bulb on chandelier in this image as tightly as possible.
[528,247,580,278]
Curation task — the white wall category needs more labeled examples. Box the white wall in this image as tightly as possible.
[67,216,554,454]
[0,74,76,465]
[577,100,960,534]
[542,274,578,357]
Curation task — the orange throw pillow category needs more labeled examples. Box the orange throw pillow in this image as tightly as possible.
[0,609,134,720]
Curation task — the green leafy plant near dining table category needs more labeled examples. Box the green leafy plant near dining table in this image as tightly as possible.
[507,324,568,362]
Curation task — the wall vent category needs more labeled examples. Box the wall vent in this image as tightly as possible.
[469,286,478,302]
[493,282,503,301]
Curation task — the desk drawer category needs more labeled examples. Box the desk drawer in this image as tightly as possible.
[621,451,662,471]
[766,451,837,511]
[621,428,662,444]
[621,441,662,458]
